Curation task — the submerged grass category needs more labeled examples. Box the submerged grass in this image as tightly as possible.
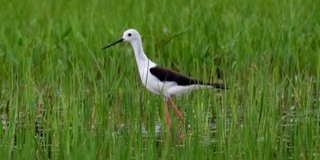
[0,0,320,159]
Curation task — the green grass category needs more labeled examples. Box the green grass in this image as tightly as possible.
[0,0,320,159]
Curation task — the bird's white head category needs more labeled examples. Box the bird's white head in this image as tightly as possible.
[122,29,141,42]
[102,29,141,50]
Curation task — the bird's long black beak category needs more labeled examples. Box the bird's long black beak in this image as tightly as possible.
[102,38,124,50]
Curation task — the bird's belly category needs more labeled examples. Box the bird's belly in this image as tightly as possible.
[166,85,200,96]
[144,78,198,97]
[144,77,167,95]
[140,75,170,96]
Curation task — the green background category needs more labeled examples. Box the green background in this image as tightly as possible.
[0,0,319,159]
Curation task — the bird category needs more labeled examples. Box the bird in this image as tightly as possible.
[102,29,227,129]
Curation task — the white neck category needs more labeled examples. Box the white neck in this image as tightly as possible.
[129,39,156,84]
[130,39,149,63]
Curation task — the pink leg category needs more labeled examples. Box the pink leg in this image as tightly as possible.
[168,97,184,141]
[163,99,172,129]
[168,97,184,120]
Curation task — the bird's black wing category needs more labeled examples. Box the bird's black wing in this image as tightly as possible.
[149,66,227,89]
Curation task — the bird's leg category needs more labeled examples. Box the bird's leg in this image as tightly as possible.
[168,97,184,140]
[163,99,172,129]
[168,97,183,120]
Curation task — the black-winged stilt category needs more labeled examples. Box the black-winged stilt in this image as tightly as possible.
[103,29,227,129]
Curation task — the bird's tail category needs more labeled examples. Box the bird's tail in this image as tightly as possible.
[207,83,228,90]
[195,80,228,90]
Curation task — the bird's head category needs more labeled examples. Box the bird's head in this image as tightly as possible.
[102,29,141,50]
[122,29,141,42]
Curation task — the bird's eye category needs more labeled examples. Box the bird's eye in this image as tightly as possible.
[128,33,132,37]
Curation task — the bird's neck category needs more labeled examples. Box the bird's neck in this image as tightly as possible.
[130,39,155,84]
[130,40,149,64]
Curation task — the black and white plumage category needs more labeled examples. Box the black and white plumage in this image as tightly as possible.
[103,29,227,129]
[150,66,226,88]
